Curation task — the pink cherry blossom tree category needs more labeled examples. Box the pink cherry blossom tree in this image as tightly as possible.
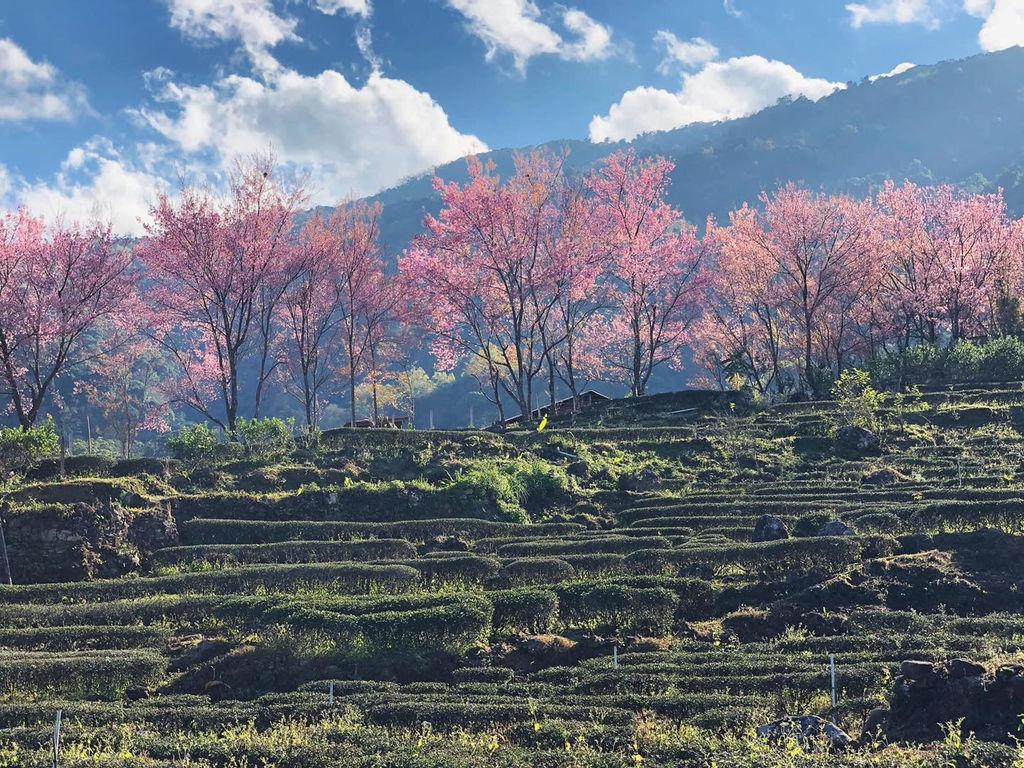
[77,328,171,458]
[877,181,1014,346]
[588,150,710,397]
[716,185,881,392]
[541,178,612,407]
[402,153,566,422]
[0,210,136,429]
[139,153,307,432]
[280,200,395,430]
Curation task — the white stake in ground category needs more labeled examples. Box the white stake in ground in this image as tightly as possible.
[52,709,62,768]
[830,654,837,707]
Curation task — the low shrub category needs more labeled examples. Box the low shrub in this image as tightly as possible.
[0,419,59,477]
[500,557,576,586]
[0,649,166,698]
[0,562,420,603]
[558,582,679,635]
[490,588,558,633]
[26,454,117,480]
[150,539,418,568]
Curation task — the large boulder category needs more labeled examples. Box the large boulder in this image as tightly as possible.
[860,708,890,741]
[835,425,881,455]
[817,520,856,537]
[752,514,790,542]
[756,715,851,749]
[885,657,1024,743]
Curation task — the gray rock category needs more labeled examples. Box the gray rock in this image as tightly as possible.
[900,660,936,682]
[817,520,856,537]
[752,514,790,542]
[860,708,889,741]
[948,658,985,679]
[756,715,851,748]
[836,425,881,454]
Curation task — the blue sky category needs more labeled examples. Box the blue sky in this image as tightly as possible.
[0,0,1018,233]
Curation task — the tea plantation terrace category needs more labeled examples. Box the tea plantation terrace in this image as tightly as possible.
[3,386,1024,765]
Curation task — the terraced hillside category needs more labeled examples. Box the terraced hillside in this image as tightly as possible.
[3,388,1024,766]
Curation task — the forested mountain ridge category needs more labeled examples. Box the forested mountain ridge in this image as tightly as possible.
[363,46,1024,257]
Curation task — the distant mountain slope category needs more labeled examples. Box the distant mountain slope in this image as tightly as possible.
[366,46,1024,256]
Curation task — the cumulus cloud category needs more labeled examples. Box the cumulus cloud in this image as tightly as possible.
[0,38,89,122]
[560,9,614,62]
[846,0,940,29]
[654,32,719,74]
[590,55,843,143]
[445,0,613,73]
[165,0,299,72]
[965,0,1024,51]
[135,66,487,202]
[964,0,994,15]
[313,0,371,17]
[13,141,167,236]
[869,61,916,81]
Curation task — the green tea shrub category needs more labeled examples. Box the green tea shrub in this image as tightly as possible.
[0,562,420,603]
[0,419,59,478]
[388,555,500,585]
[111,457,176,478]
[0,649,166,698]
[500,557,575,586]
[977,335,1024,381]
[179,517,585,545]
[150,539,419,568]
[0,625,172,651]
[559,553,626,577]
[452,667,514,684]
[234,417,296,460]
[167,423,221,464]
[25,454,117,480]
[496,535,670,558]
[558,583,678,635]
[490,588,558,633]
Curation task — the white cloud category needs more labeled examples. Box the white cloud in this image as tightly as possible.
[136,66,487,202]
[968,0,1024,51]
[0,38,89,122]
[313,0,371,17]
[964,0,994,16]
[560,9,614,62]
[654,32,719,74]
[846,0,940,29]
[445,1,614,72]
[447,0,560,72]
[0,165,11,202]
[165,0,299,72]
[724,0,743,18]
[869,61,916,81]
[589,55,843,143]
[15,141,167,236]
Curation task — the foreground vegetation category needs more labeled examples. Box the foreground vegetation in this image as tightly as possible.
[4,386,1024,766]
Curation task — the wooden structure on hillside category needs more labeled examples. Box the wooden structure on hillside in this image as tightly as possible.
[342,416,411,429]
[501,389,611,426]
